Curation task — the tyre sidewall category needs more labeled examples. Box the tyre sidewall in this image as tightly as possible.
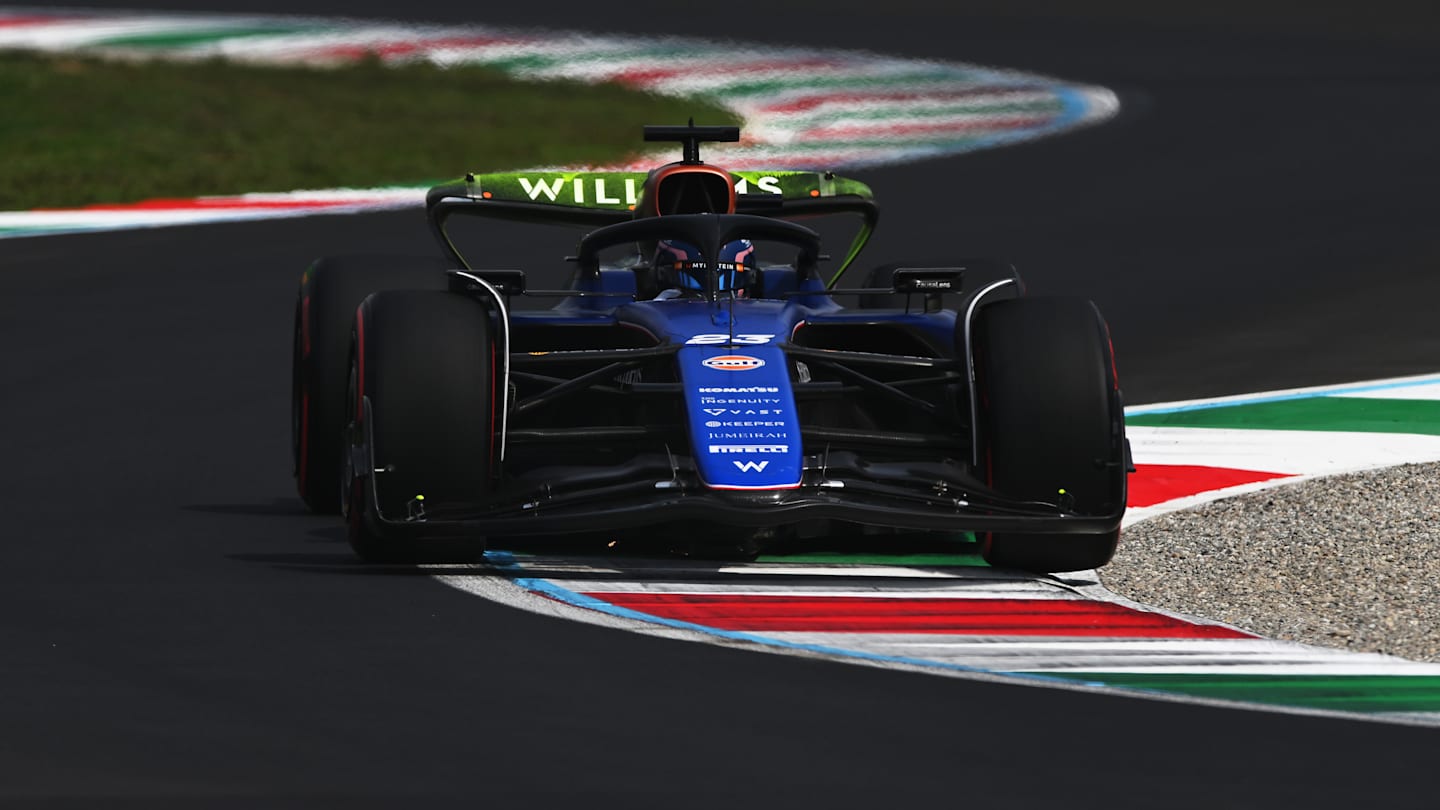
[347,290,495,562]
[292,254,448,512]
[969,296,1125,571]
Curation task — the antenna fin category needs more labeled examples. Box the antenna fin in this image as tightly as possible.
[643,123,740,164]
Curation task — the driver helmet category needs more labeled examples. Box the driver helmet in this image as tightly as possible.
[654,239,755,292]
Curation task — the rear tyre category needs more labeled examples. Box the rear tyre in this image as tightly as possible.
[292,254,448,512]
[345,291,495,563]
[970,297,1126,573]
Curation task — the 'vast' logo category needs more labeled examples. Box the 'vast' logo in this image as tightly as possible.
[702,354,765,372]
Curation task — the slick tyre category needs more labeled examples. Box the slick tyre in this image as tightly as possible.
[970,297,1126,573]
[345,290,495,563]
[292,254,448,512]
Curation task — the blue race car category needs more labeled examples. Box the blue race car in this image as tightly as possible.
[291,124,1129,571]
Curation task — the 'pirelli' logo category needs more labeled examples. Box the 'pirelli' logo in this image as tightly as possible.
[708,445,788,454]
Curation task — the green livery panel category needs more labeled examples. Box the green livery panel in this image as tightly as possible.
[459,170,874,211]
[428,168,879,281]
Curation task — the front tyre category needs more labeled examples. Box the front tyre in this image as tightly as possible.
[344,290,495,563]
[970,297,1126,573]
[292,254,448,512]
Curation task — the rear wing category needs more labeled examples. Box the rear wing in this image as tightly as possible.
[426,169,879,284]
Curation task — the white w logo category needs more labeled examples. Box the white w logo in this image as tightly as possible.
[733,460,769,473]
[517,177,564,201]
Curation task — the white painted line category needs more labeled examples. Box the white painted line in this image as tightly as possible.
[1127,372,1440,414]
[1128,425,1440,475]
[714,564,970,578]
[760,633,1440,675]
[1335,382,1440,400]
[0,15,259,47]
[537,580,1079,599]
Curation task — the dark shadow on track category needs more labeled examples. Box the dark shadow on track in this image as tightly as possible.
[185,500,314,517]
[226,552,483,578]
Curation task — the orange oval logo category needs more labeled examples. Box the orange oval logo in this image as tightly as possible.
[702,354,765,372]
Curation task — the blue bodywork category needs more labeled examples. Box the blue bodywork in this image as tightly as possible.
[517,268,957,490]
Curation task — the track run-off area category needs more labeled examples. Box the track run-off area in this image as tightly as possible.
[0,9,1115,236]
[7,8,1440,728]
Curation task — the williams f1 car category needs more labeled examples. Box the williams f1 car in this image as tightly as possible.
[291,124,1130,571]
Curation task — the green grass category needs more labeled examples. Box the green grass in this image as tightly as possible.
[0,51,739,209]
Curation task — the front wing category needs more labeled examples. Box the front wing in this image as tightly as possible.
[350,410,1126,542]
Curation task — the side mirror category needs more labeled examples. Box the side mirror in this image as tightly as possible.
[891,267,964,313]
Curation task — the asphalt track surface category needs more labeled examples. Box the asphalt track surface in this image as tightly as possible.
[4,1,1439,806]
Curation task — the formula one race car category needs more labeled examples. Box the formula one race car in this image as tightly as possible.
[291,124,1129,572]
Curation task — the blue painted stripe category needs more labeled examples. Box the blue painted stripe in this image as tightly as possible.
[480,550,1098,687]
[1126,375,1440,416]
[1051,85,1092,130]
